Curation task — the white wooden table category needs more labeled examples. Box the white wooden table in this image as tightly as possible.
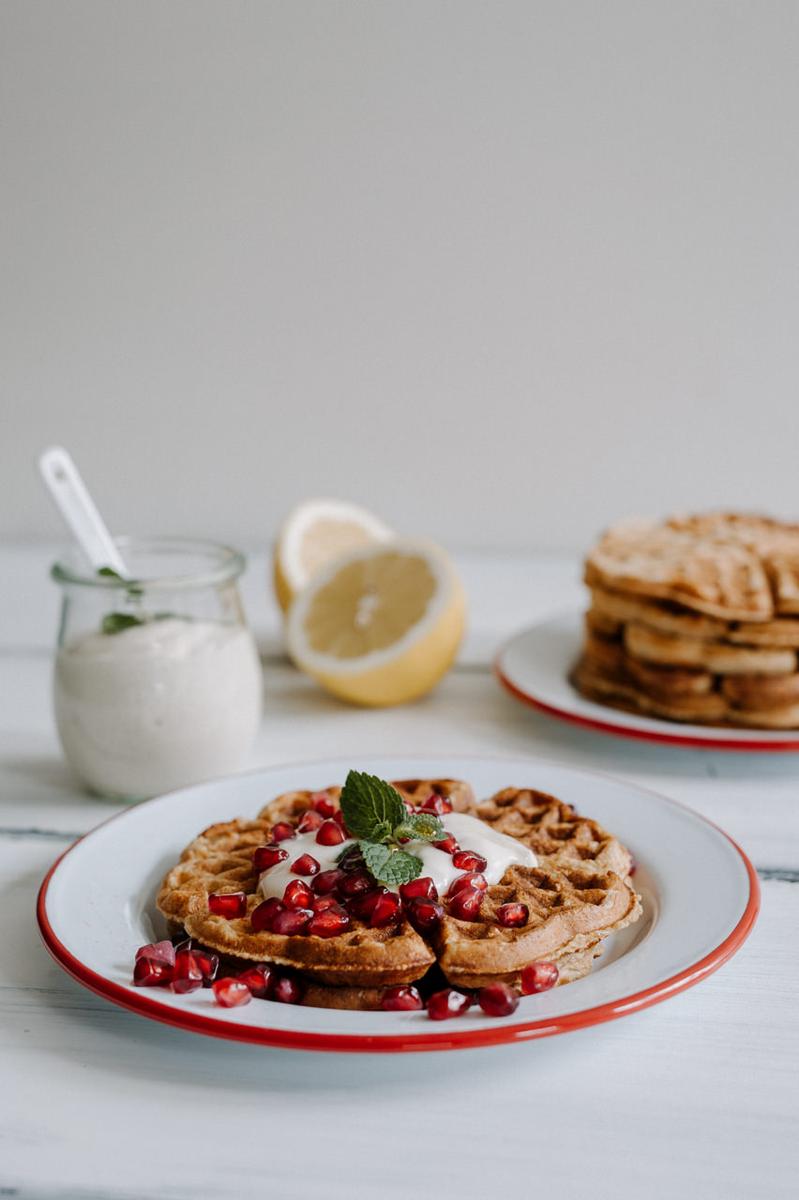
[2,544,797,1199]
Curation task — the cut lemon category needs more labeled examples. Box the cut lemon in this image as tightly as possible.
[286,540,466,706]
[272,498,392,612]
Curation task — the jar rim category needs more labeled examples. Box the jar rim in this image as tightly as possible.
[51,536,247,591]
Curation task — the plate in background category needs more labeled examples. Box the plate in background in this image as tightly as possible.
[496,611,799,752]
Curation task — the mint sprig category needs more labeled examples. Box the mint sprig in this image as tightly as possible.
[339,770,445,887]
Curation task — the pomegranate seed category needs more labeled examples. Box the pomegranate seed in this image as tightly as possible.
[405,896,444,932]
[629,854,637,877]
[283,879,313,909]
[133,957,173,987]
[270,906,313,935]
[135,940,175,968]
[291,853,320,876]
[339,870,373,897]
[272,974,304,1004]
[270,822,296,842]
[433,835,458,855]
[369,891,401,928]
[312,895,345,913]
[208,891,247,919]
[253,845,289,871]
[452,850,487,872]
[251,897,282,932]
[346,887,390,920]
[315,819,346,847]
[448,886,483,921]
[420,794,452,815]
[297,810,324,833]
[192,949,219,985]
[478,982,520,1017]
[212,977,252,1007]
[333,809,349,832]
[307,908,351,938]
[171,949,204,994]
[311,792,337,818]
[399,876,438,902]
[496,903,529,928]
[312,868,345,895]
[381,985,424,1011]
[237,965,275,998]
[521,962,559,994]
[448,871,487,897]
[427,989,472,1020]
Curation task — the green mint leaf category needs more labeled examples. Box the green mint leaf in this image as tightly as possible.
[101,612,145,635]
[360,841,423,887]
[339,770,407,842]
[394,812,445,843]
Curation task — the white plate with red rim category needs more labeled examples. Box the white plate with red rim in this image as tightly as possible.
[496,611,799,752]
[37,754,758,1053]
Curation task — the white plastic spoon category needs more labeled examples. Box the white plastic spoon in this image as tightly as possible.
[38,445,130,577]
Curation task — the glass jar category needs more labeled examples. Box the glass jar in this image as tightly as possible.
[51,537,263,801]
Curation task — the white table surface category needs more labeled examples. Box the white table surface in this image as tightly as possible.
[2,543,797,1199]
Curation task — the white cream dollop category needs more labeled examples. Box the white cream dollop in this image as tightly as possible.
[258,810,536,900]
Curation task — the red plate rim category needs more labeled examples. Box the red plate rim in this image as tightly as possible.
[36,797,760,1054]
[495,641,799,753]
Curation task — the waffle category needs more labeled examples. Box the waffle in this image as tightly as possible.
[574,511,799,728]
[157,779,641,1004]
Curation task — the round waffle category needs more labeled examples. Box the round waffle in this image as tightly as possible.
[157,778,641,1004]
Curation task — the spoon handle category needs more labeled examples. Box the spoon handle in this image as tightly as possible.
[38,445,129,576]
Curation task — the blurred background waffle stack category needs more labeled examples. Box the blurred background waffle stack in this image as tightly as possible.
[571,513,799,729]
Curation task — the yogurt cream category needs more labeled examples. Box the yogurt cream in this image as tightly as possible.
[54,617,263,799]
[258,811,536,899]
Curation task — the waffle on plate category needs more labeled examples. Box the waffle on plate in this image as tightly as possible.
[573,511,799,728]
[157,777,641,1009]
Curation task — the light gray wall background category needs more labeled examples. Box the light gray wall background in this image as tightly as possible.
[3,1,799,551]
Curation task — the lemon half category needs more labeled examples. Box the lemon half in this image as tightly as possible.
[273,498,393,612]
[286,540,466,706]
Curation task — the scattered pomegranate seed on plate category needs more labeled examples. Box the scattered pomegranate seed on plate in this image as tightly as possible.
[133,957,173,987]
[237,965,275,998]
[520,962,559,994]
[191,949,219,985]
[272,974,304,1004]
[427,988,472,1020]
[381,985,424,1011]
[134,940,175,968]
[212,978,252,1007]
[478,982,520,1017]
[208,891,247,919]
[171,949,204,994]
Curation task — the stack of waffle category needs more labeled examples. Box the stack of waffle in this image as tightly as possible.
[571,512,799,729]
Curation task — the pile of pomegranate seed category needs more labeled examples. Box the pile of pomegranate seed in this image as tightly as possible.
[208,891,247,919]
[520,961,559,993]
[133,940,218,991]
